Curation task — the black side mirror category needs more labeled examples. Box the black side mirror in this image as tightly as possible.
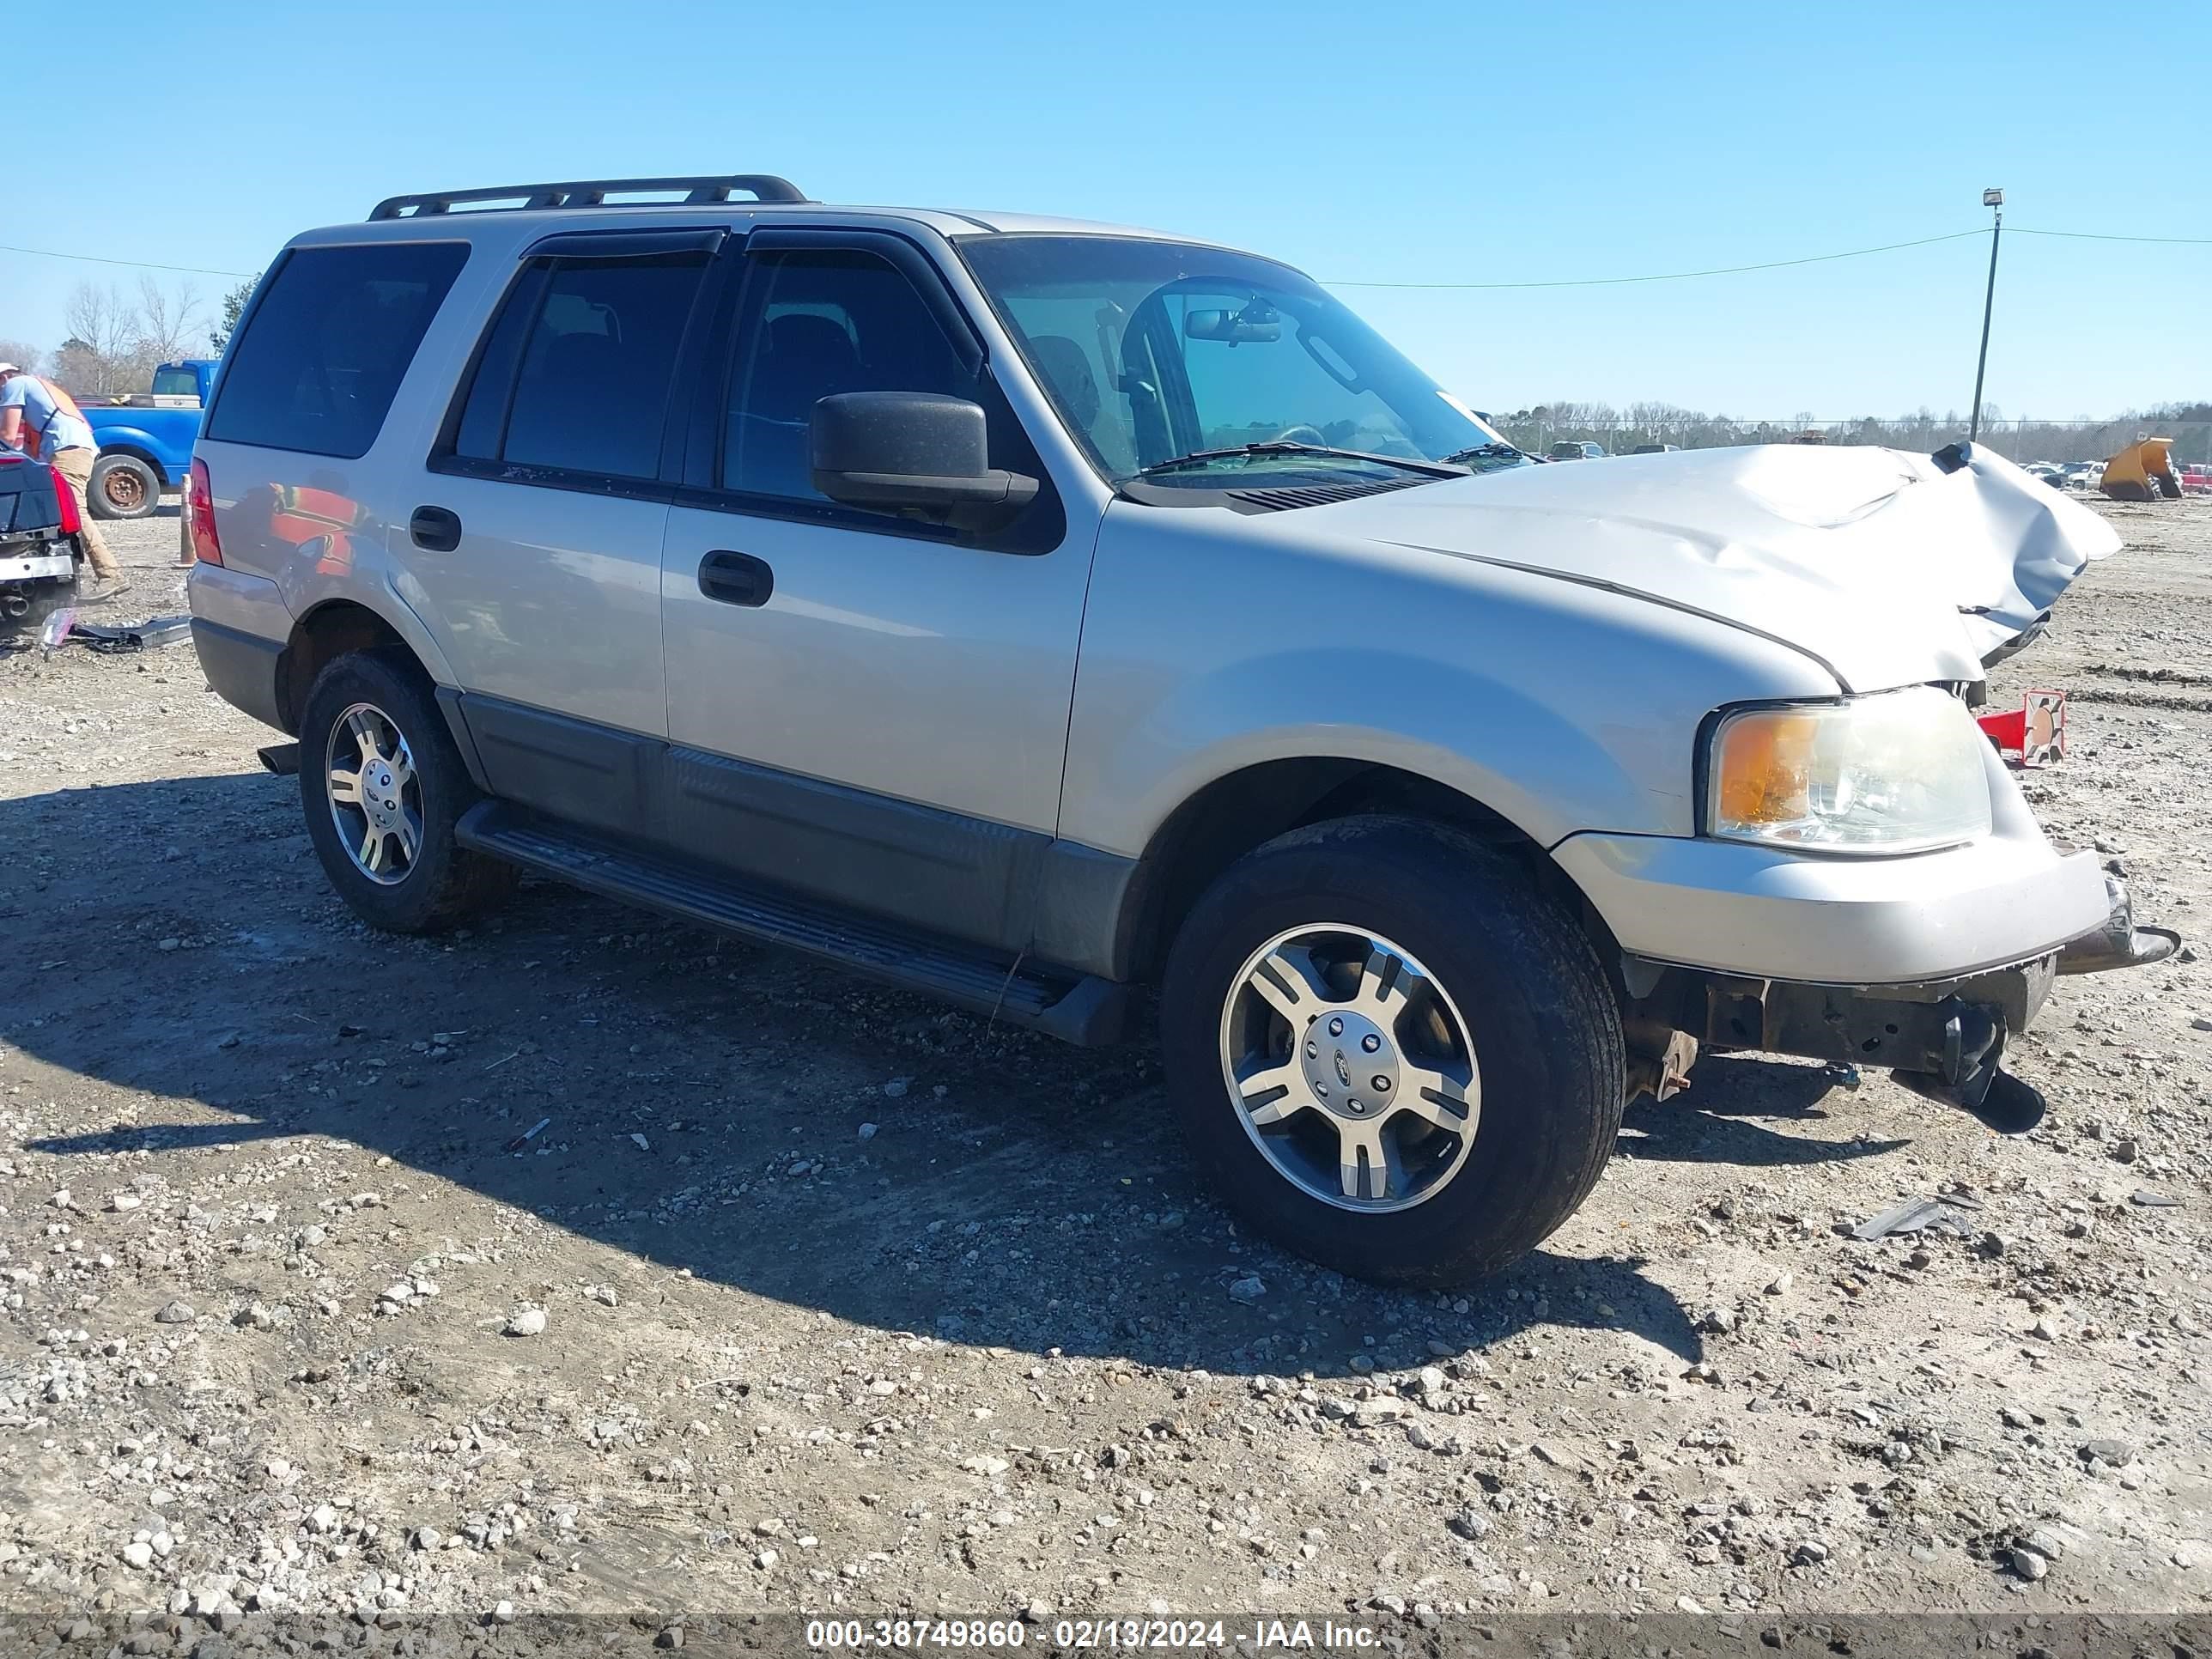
[810,392,1039,532]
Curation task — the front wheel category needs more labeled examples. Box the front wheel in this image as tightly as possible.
[298,647,515,933]
[88,453,160,520]
[1159,815,1625,1288]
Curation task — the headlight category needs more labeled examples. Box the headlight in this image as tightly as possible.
[1705,686,1992,854]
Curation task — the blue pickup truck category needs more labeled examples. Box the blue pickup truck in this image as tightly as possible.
[79,357,216,520]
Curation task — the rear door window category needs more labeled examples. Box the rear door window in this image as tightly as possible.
[206,242,467,459]
[451,254,711,481]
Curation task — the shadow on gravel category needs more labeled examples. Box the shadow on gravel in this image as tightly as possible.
[3,772,1742,1371]
[1618,1056,1910,1168]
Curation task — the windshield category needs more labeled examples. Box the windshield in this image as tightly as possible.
[958,235,1504,488]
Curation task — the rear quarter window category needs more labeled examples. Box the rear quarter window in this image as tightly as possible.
[207,241,469,459]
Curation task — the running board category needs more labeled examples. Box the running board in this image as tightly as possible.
[454,802,1130,1045]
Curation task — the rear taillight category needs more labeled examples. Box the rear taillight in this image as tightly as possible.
[187,458,222,567]
[47,464,81,536]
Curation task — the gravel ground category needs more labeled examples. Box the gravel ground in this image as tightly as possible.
[1,501,2208,1644]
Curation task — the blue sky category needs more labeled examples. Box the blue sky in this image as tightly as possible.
[5,0,2205,418]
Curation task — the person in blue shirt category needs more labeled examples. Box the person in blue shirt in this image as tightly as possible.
[0,362,128,603]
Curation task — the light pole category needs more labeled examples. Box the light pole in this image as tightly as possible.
[1969,187,2003,444]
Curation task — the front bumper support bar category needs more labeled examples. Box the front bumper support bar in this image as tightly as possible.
[1621,877,2173,1136]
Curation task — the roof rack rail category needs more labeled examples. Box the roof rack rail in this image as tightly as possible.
[368,174,807,221]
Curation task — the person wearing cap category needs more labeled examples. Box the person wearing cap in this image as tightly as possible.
[0,362,130,603]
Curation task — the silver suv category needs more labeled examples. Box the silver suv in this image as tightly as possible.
[185,173,2170,1286]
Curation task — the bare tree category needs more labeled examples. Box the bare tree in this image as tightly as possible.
[57,283,143,396]
[136,276,204,365]
[0,339,40,374]
[46,278,210,398]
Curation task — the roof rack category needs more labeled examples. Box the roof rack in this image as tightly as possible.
[368,173,807,221]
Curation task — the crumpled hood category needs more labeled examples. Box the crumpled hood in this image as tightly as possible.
[1298,443,2119,691]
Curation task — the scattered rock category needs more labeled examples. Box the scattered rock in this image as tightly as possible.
[1350,1398,1409,1426]
[1225,1274,1267,1304]
[153,1300,193,1325]
[2080,1437,2135,1466]
[505,1306,548,1337]
[1447,1505,1491,1541]
[2010,1545,2051,1582]
[1852,1195,1978,1241]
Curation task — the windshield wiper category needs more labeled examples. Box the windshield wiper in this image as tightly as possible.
[1437,441,1527,465]
[1134,442,1467,481]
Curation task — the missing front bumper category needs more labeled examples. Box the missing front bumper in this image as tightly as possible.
[1620,876,2174,1135]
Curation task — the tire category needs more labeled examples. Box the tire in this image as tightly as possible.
[1159,814,1625,1288]
[88,453,160,520]
[298,647,516,933]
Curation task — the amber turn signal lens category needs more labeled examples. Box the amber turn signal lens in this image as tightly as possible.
[1714,711,1819,826]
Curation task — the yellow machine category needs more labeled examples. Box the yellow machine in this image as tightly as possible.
[2099,437,2182,501]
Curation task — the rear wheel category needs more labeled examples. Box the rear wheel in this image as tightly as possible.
[1160,815,1625,1287]
[88,453,159,520]
[298,648,514,933]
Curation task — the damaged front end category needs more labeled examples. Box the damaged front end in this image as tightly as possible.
[1621,878,2179,1135]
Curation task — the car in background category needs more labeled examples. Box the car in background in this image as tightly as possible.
[0,449,84,629]
[2179,464,2211,496]
[2060,461,2103,490]
[1547,441,1606,461]
[2023,463,2065,489]
[76,358,216,520]
[1630,443,1680,455]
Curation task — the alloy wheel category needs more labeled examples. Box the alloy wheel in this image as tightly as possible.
[325,702,422,886]
[1217,924,1481,1212]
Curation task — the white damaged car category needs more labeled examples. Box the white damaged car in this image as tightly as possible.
[185,182,2173,1285]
